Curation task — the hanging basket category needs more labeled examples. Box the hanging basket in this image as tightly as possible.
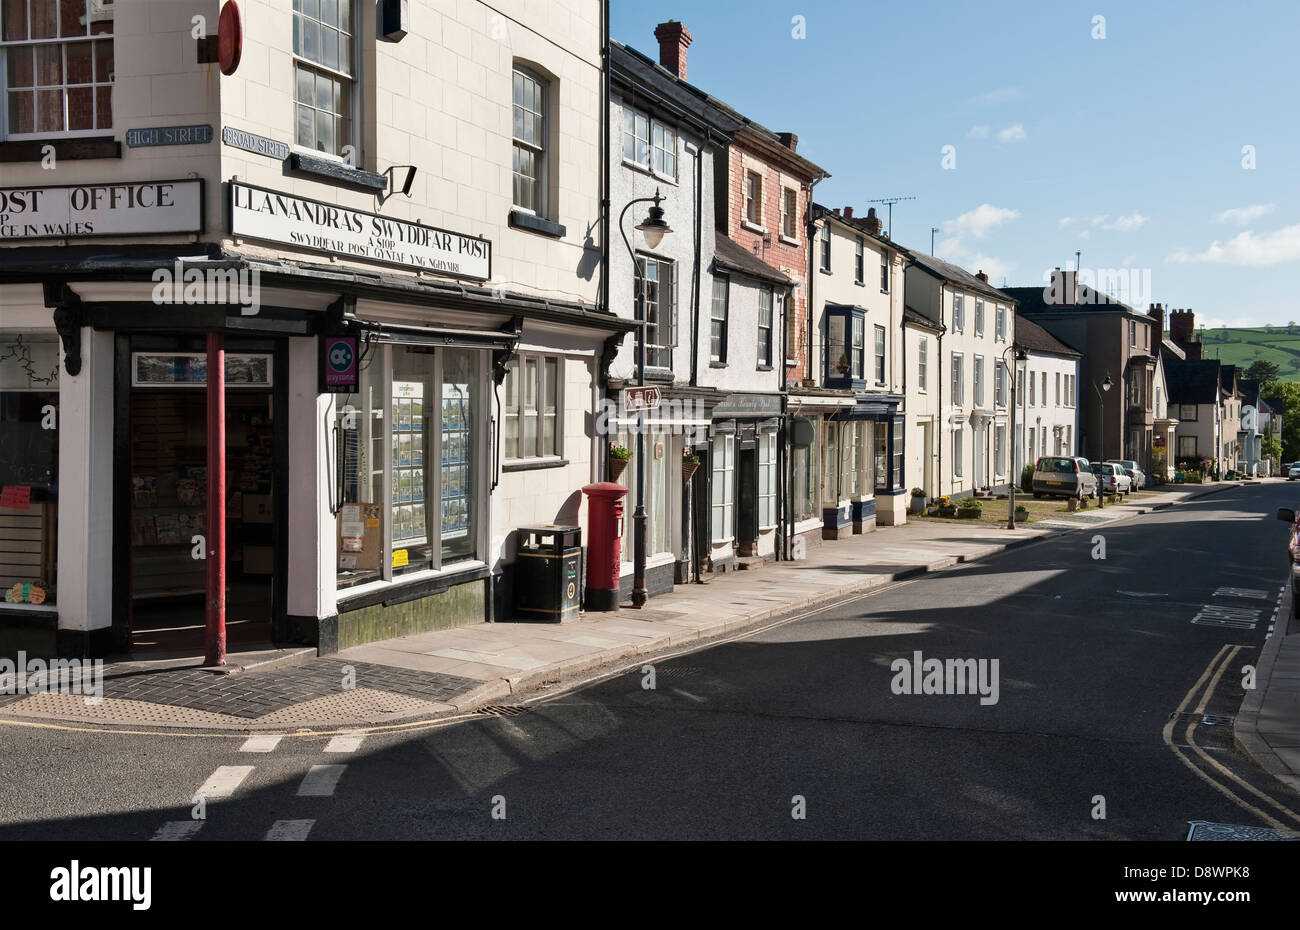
[609,457,630,483]
[681,460,700,485]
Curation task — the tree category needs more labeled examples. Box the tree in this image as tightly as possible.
[1264,380,1300,461]
[1245,359,1280,383]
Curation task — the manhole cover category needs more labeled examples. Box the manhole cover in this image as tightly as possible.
[1187,821,1298,841]
[475,705,528,718]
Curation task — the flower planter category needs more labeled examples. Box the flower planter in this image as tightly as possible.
[957,508,981,519]
[609,457,629,483]
[1014,510,1028,523]
[681,460,700,485]
[909,494,927,514]
[938,506,958,518]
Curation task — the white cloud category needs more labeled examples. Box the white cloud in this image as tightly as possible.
[996,123,1027,143]
[967,124,991,139]
[1058,217,1075,229]
[1169,223,1300,266]
[942,204,1020,239]
[1078,230,1091,240]
[1090,215,1108,226]
[1216,203,1276,225]
[972,86,1023,105]
[1103,212,1147,231]
[964,253,1015,285]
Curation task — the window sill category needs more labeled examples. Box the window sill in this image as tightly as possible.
[509,208,566,238]
[819,268,833,276]
[741,220,767,235]
[336,561,489,612]
[779,235,799,247]
[709,360,727,368]
[756,365,774,372]
[0,136,119,162]
[502,457,569,472]
[289,150,387,190]
[854,279,865,287]
[645,367,675,382]
[620,158,678,187]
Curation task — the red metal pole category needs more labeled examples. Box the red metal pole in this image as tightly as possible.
[205,332,226,666]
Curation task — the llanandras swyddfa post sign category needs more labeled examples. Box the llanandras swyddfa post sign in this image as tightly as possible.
[229,181,491,281]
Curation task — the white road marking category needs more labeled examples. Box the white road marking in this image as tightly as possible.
[239,734,284,753]
[197,765,255,799]
[151,820,204,841]
[1213,587,1269,599]
[324,733,365,753]
[297,764,347,797]
[265,819,315,841]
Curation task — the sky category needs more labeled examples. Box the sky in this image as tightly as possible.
[611,0,1300,329]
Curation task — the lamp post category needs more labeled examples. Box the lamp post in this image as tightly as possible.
[1092,371,1114,508]
[618,189,672,609]
[1001,346,1027,529]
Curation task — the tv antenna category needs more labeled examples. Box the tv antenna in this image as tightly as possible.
[866,196,916,237]
[930,226,940,255]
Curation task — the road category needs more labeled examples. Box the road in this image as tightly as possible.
[2,482,1298,840]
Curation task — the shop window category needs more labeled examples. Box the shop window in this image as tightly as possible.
[791,418,820,523]
[710,432,734,543]
[874,422,887,491]
[0,334,59,604]
[620,429,670,561]
[502,353,560,460]
[334,344,481,589]
[2,0,114,139]
[758,431,776,528]
[892,419,904,489]
[821,422,838,507]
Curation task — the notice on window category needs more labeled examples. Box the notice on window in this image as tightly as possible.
[0,486,31,510]
[337,503,381,572]
[340,505,365,542]
[392,549,409,568]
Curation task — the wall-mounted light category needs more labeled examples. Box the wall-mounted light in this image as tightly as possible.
[379,0,409,42]
[383,165,418,199]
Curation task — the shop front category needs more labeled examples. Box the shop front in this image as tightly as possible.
[829,393,906,527]
[706,392,782,570]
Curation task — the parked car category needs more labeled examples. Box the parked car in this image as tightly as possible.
[1106,459,1146,490]
[1287,462,1300,481]
[1091,462,1132,498]
[1031,456,1098,501]
[1275,506,1300,616]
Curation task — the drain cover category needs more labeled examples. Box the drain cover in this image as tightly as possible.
[475,704,528,717]
[1186,821,1299,841]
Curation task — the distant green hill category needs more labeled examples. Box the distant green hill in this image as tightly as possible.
[1194,326,1300,381]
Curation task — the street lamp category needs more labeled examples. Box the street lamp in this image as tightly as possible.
[618,189,672,609]
[1001,346,1027,529]
[1092,372,1113,508]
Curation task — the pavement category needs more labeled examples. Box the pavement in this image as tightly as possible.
[3,479,1284,748]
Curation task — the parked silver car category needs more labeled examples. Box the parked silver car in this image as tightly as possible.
[1031,456,1099,501]
[1106,459,1145,490]
[1091,462,1132,498]
[1288,462,1300,481]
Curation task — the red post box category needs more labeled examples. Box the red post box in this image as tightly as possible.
[582,481,628,611]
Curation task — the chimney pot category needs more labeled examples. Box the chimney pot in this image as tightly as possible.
[864,207,883,235]
[976,270,989,283]
[832,208,840,216]
[844,206,854,219]
[653,21,693,80]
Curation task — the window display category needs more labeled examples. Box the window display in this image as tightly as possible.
[0,335,59,605]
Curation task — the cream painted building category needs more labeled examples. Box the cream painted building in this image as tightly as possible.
[903,252,1017,499]
[0,0,627,657]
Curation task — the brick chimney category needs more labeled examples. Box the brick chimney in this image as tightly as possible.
[653,21,693,80]
[832,207,840,216]
[863,207,883,235]
[843,206,854,219]
[976,270,989,283]
[777,132,797,152]
[1170,308,1201,360]
[1147,302,1165,342]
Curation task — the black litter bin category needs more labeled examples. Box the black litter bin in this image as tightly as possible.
[513,524,582,622]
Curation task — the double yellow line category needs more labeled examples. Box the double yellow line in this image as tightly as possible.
[1163,643,1300,832]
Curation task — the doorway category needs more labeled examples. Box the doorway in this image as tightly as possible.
[127,391,276,653]
[736,435,757,556]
